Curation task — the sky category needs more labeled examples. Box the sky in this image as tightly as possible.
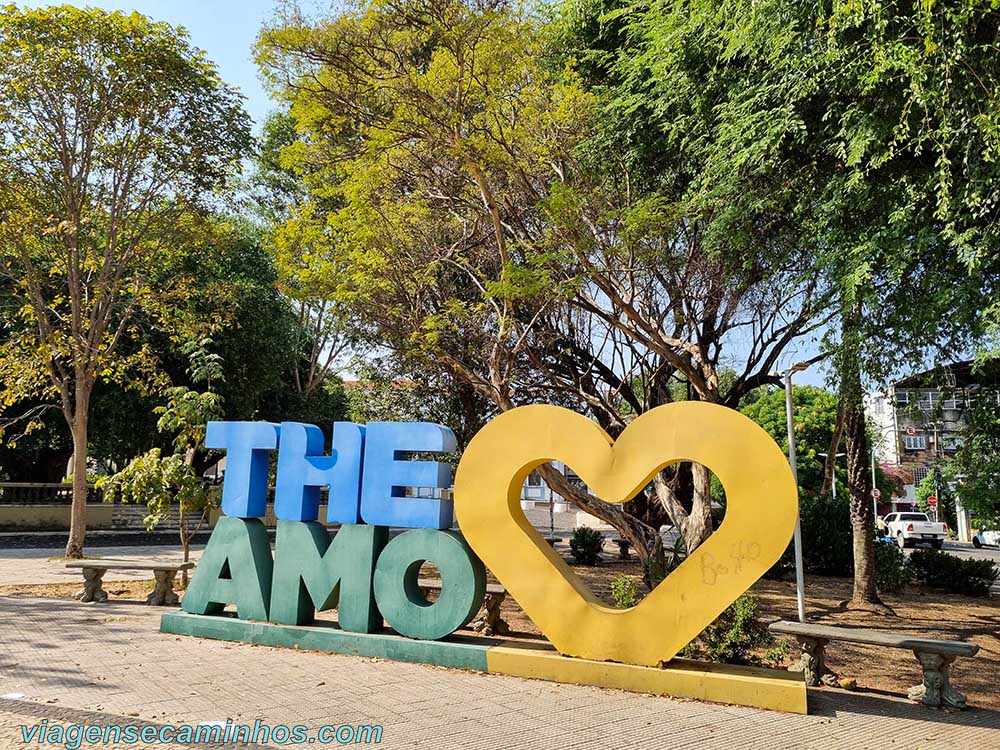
[18,0,839,388]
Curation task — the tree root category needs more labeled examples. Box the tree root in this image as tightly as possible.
[843,598,896,616]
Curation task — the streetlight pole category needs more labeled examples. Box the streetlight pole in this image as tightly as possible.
[779,359,820,623]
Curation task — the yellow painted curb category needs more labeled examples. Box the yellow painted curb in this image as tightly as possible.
[487,642,808,714]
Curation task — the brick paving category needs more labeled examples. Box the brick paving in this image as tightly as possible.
[0,595,997,749]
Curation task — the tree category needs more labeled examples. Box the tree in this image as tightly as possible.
[0,6,252,556]
[100,449,217,585]
[346,360,493,451]
[101,338,224,583]
[915,472,956,531]
[256,0,834,559]
[949,384,1000,529]
[251,110,355,404]
[741,386,841,494]
[581,0,998,609]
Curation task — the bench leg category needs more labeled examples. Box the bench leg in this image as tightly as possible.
[73,569,108,603]
[146,570,180,606]
[908,651,968,709]
[790,636,838,687]
[470,592,510,636]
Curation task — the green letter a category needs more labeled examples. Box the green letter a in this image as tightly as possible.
[182,516,273,621]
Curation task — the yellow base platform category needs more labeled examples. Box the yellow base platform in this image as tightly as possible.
[487,641,807,714]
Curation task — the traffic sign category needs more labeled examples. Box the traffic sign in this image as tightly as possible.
[905,425,917,436]
[871,488,881,499]
[928,495,938,506]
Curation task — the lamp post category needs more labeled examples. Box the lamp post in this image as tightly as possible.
[817,452,846,499]
[777,358,822,623]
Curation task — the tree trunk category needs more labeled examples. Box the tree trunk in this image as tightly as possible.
[652,467,713,553]
[178,499,189,587]
[821,403,845,497]
[535,463,663,564]
[840,310,891,612]
[65,394,91,559]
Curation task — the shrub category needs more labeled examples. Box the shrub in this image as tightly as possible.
[767,491,854,579]
[569,527,604,565]
[909,549,998,597]
[874,540,912,594]
[686,595,776,666]
[610,573,642,608]
[642,536,687,589]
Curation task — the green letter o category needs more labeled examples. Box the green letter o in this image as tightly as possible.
[373,529,485,640]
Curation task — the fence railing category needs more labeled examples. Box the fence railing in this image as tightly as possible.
[0,483,102,505]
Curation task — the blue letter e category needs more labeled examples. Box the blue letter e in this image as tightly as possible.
[360,423,457,529]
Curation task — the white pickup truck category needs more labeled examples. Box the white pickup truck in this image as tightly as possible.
[883,512,948,549]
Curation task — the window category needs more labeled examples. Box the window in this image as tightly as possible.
[895,391,910,407]
[912,466,929,484]
[900,513,930,522]
[942,397,964,411]
[903,435,927,451]
[917,391,940,411]
[942,436,963,453]
[527,471,542,487]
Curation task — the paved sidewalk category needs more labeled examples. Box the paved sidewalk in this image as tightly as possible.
[0,546,205,586]
[0,596,997,749]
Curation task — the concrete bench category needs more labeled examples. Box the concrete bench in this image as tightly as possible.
[770,619,980,709]
[66,560,194,606]
[612,538,631,560]
[418,578,510,636]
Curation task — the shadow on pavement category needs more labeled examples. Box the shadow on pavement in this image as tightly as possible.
[810,687,1000,730]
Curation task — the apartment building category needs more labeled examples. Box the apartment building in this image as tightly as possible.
[866,360,1000,511]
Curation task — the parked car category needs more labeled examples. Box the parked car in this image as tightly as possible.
[972,529,1000,549]
[883,512,948,549]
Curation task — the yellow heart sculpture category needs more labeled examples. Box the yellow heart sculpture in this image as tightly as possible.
[453,402,798,667]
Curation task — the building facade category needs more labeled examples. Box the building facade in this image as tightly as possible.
[866,360,999,515]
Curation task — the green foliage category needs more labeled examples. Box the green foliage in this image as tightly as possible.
[767,490,855,579]
[155,338,225,455]
[345,361,491,450]
[99,449,217,532]
[741,386,841,493]
[909,549,999,597]
[949,382,1000,529]
[0,4,253,412]
[685,595,777,666]
[569,527,605,565]
[642,535,687,590]
[801,493,854,577]
[610,573,642,609]
[914,472,956,531]
[873,541,912,594]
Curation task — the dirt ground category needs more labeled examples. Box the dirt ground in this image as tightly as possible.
[6,559,997,711]
[494,559,1000,711]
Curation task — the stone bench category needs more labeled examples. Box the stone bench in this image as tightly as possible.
[418,578,510,636]
[66,560,195,606]
[612,538,631,560]
[769,619,980,709]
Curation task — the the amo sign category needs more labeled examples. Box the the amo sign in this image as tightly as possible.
[167,402,802,710]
